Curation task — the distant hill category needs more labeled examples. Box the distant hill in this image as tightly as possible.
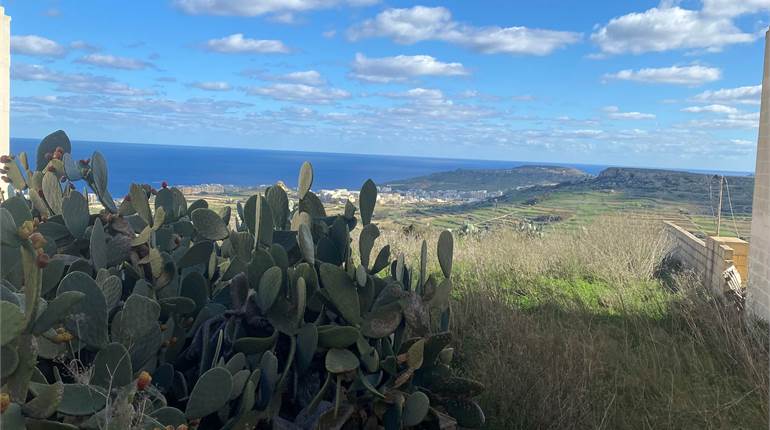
[502,167,755,214]
[385,165,591,192]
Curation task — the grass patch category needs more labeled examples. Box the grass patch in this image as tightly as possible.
[370,216,768,429]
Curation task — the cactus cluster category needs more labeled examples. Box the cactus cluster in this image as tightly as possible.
[0,130,485,429]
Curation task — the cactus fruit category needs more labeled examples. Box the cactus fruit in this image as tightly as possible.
[0,393,10,413]
[137,371,153,391]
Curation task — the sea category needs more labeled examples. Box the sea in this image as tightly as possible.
[9,138,753,196]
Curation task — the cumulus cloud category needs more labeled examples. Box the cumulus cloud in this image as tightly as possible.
[76,54,154,70]
[204,34,290,54]
[11,63,155,96]
[350,53,468,83]
[602,106,656,120]
[681,104,739,114]
[189,81,232,91]
[591,1,768,55]
[349,6,581,55]
[246,83,350,103]
[10,35,66,57]
[692,85,762,105]
[603,65,721,85]
[174,0,378,17]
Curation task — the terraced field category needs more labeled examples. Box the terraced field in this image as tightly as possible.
[394,190,753,239]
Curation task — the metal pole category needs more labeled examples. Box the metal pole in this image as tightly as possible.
[716,175,724,236]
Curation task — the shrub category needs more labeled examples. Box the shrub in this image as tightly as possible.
[0,130,484,429]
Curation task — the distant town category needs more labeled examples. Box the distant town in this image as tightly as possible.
[173,183,504,205]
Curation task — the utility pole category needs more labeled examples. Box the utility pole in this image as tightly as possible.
[716,175,724,236]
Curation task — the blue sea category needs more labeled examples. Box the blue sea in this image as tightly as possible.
[10,138,752,196]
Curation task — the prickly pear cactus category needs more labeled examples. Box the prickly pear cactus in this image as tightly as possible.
[0,130,485,429]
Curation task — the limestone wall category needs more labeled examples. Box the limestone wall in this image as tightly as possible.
[748,30,770,321]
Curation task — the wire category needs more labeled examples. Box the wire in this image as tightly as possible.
[723,177,742,239]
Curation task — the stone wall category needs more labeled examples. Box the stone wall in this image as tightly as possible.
[748,30,770,321]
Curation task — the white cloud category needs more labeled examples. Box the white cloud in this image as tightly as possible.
[692,85,762,105]
[350,53,468,83]
[278,71,325,86]
[701,0,770,17]
[456,89,508,102]
[682,111,760,129]
[10,35,66,57]
[730,139,754,146]
[204,34,290,54]
[349,6,581,55]
[603,65,721,85]
[242,69,326,85]
[384,88,450,106]
[681,104,739,114]
[602,106,656,120]
[591,1,767,55]
[76,54,154,70]
[190,81,232,91]
[174,0,378,17]
[11,63,155,96]
[246,83,350,103]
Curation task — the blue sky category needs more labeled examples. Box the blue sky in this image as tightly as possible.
[2,0,768,171]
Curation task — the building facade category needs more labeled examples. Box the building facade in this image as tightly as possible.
[0,7,9,176]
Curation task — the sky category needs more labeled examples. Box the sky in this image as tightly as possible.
[2,0,769,171]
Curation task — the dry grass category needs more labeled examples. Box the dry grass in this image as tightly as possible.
[368,216,769,429]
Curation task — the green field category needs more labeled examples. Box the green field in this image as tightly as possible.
[392,189,752,239]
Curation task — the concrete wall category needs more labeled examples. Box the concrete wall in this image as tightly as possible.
[748,30,770,321]
[0,7,9,171]
[665,222,749,294]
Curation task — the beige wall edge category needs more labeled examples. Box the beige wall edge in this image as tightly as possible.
[747,29,770,321]
[0,7,9,197]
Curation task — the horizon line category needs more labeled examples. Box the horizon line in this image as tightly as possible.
[10,135,755,176]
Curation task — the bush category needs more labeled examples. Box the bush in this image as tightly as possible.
[0,130,484,429]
